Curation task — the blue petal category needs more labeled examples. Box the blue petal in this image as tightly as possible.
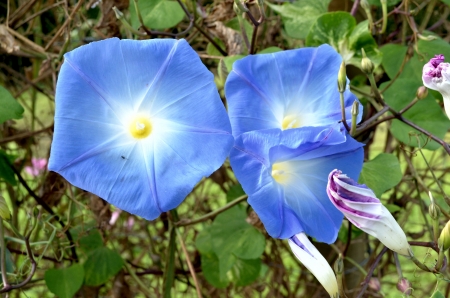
[226,44,361,137]
[49,38,233,220]
[230,127,364,242]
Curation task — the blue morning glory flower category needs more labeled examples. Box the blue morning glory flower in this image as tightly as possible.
[225,44,361,137]
[230,126,363,243]
[48,38,233,220]
[226,44,365,243]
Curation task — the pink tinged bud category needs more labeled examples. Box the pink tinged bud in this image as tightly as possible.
[24,158,48,177]
[368,277,381,292]
[109,209,122,225]
[422,54,450,119]
[288,233,339,298]
[327,170,413,257]
[396,278,412,295]
[127,216,135,231]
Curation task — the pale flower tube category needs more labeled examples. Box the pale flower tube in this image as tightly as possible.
[422,54,450,119]
[288,233,338,298]
[327,169,413,257]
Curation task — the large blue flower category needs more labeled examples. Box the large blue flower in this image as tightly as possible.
[48,38,233,220]
[230,127,363,243]
[225,44,361,137]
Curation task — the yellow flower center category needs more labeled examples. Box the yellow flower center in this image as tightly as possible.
[129,115,152,139]
[271,162,291,185]
[281,114,302,130]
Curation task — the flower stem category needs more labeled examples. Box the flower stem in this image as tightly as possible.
[340,92,350,132]
[380,0,388,34]
[0,220,8,288]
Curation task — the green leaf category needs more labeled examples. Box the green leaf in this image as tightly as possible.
[130,0,184,30]
[0,86,24,124]
[195,226,214,254]
[196,206,265,286]
[266,0,330,39]
[230,258,261,287]
[211,207,265,260]
[384,203,401,213]
[200,253,229,288]
[306,12,355,50]
[78,229,103,254]
[4,248,14,273]
[430,291,445,298]
[0,195,11,220]
[226,184,245,203]
[358,153,402,197]
[225,17,254,43]
[223,55,245,73]
[258,47,283,54]
[382,79,450,150]
[347,20,382,67]
[380,44,408,79]
[306,12,381,67]
[232,228,265,259]
[0,150,16,186]
[45,264,84,298]
[206,39,226,57]
[0,247,15,274]
[83,247,124,286]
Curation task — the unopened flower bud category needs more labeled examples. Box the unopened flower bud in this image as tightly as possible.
[417,86,428,100]
[428,199,440,220]
[327,170,413,257]
[368,278,381,292]
[337,61,346,93]
[0,196,10,220]
[439,220,450,251]
[233,0,249,13]
[422,54,450,119]
[396,278,412,295]
[351,101,359,117]
[289,233,338,298]
[112,6,124,19]
[361,48,374,74]
[361,0,370,9]
[334,253,344,275]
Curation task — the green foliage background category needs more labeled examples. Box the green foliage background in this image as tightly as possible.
[1,0,450,297]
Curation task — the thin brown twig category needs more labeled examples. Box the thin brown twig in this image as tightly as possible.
[0,218,38,293]
[8,0,38,26]
[44,0,84,51]
[15,1,65,29]
[0,125,53,145]
[3,157,78,262]
[176,230,202,298]
[355,247,388,298]
[175,195,248,226]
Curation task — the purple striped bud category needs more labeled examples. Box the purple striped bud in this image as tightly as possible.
[327,169,413,257]
[422,54,450,119]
